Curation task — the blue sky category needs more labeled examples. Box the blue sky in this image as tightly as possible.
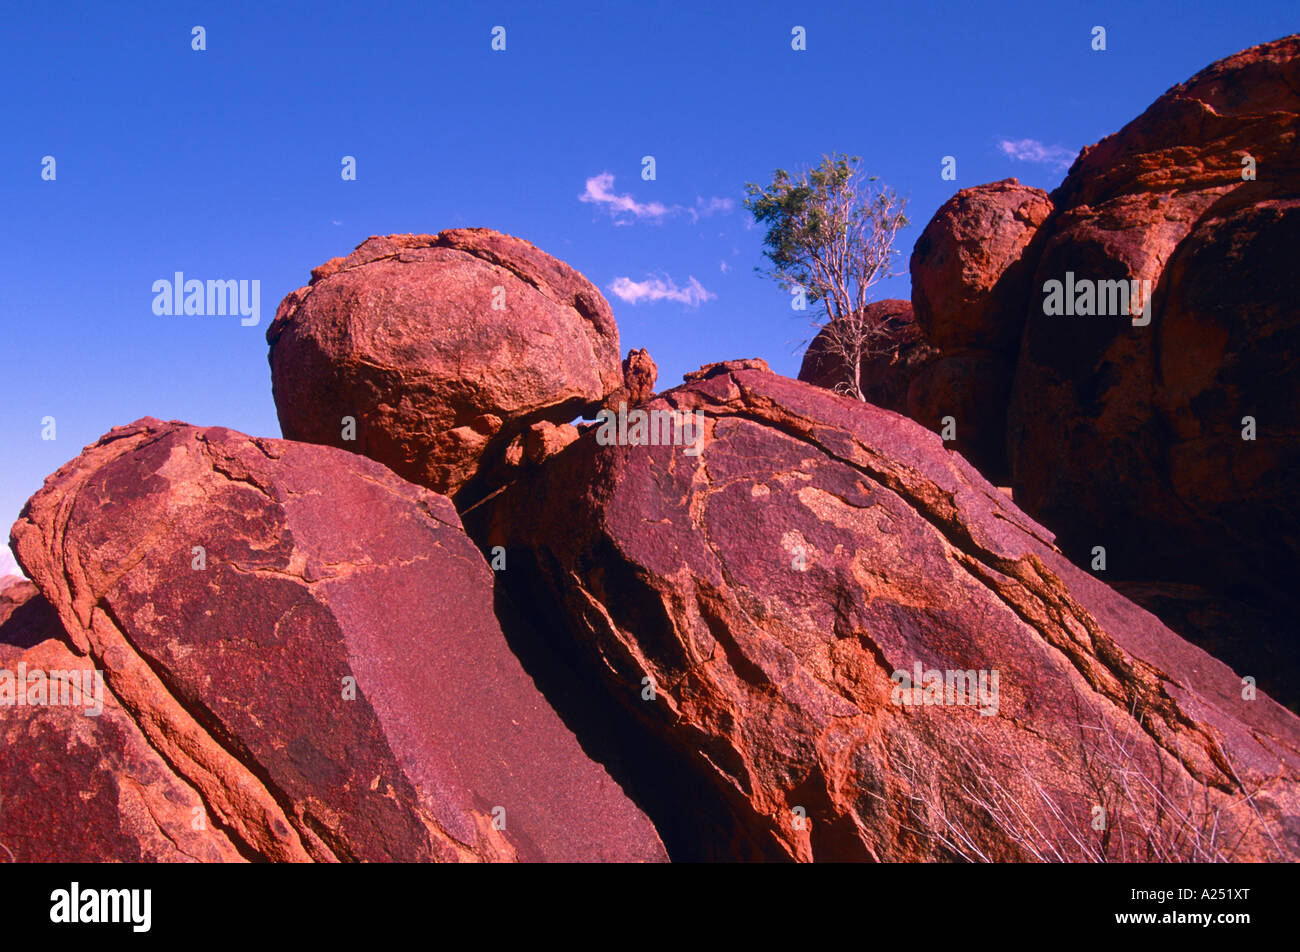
[2,1,1296,575]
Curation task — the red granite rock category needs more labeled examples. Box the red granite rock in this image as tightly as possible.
[603,348,659,411]
[10,418,665,863]
[1007,35,1300,609]
[910,180,1052,353]
[266,229,622,497]
[906,349,1016,483]
[475,364,1300,862]
[523,420,580,465]
[0,637,244,862]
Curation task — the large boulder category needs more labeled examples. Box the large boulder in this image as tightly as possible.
[1006,35,1300,610]
[266,229,623,497]
[910,179,1052,353]
[472,363,1300,862]
[797,300,938,412]
[10,419,665,863]
[902,180,1052,482]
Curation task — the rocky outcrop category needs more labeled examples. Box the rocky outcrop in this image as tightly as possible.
[603,348,659,411]
[473,364,1300,862]
[266,230,623,497]
[8,33,1299,864]
[797,300,938,412]
[1006,36,1300,607]
[9,419,666,863]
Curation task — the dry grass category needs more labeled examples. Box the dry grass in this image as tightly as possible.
[893,689,1280,863]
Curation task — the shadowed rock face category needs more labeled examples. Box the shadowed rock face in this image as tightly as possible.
[1007,35,1300,605]
[473,364,1300,862]
[1111,581,1300,713]
[905,350,1016,484]
[1152,192,1300,593]
[10,419,665,863]
[0,576,62,650]
[266,229,623,498]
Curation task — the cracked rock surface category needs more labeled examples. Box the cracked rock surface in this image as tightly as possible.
[0,635,242,862]
[475,364,1300,861]
[9,418,665,863]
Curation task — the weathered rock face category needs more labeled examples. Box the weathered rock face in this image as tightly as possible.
[475,364,1300,862]
[266,229,622,497]
[910,179,1053,353]
[0,638,244,862]
[1,580,224,862]
[10,419,665,863]
[797,300,938,412]
[1006,36,1300,605]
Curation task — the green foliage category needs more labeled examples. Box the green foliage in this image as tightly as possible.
[744,153,910,400]
[744,152,909,321]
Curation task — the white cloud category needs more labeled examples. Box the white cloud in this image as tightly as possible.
[998,138,1077,170]
[608,274,716,307]
[719,260,730,273]
[580,173,734,225]
[690,196,735,222]
[579,173,675,221]
[0,544,24,580]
